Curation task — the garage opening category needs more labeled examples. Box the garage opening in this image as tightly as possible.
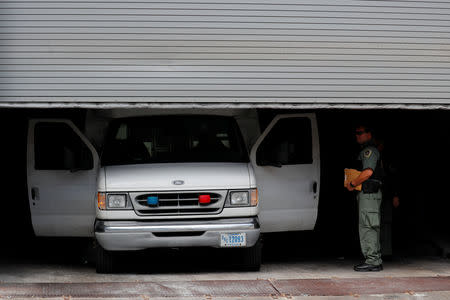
[0,108,449,271]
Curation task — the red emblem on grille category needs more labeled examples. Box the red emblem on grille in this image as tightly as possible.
[199,195,211,204]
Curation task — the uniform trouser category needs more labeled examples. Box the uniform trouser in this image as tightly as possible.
[357,190,383,266]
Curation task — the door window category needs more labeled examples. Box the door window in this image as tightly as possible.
[256,117,312,166]
[34,122,93,170]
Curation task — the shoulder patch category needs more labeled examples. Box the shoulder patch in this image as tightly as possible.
[364,149,373,158]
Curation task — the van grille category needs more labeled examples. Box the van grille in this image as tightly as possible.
[129,190,227,216]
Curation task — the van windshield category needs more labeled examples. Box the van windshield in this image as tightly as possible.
[101,115,249,166]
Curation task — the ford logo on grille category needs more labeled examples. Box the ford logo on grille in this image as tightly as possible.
[172,180,185,185]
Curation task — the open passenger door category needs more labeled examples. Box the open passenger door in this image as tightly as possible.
[250,114,320,233]
[27,119,99,237]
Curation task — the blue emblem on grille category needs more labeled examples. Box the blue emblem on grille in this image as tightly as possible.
[147,196,159,206]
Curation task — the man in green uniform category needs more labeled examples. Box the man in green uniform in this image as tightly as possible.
[347,125,383,272]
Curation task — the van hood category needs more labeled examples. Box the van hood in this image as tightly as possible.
[104,162,250,191]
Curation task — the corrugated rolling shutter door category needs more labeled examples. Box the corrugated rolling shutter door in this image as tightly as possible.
[1,0,450,108]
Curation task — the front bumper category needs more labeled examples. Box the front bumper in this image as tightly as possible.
[95,217,260,251]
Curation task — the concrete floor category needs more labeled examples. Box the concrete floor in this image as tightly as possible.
[0,256,449,299]
[0,237,449,299]
[2,294,450,300]
[0,257,449,283]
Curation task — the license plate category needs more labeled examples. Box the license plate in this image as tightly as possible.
[220,233,247,247]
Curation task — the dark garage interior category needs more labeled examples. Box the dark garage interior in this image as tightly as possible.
[0,108,449,271]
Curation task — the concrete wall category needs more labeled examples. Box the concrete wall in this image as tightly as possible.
[1,1,450,108]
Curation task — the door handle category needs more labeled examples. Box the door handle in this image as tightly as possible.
[31,187,39,201]
[313,181,317,194]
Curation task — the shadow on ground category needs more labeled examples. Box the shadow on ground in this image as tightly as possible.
[0,230,447,275]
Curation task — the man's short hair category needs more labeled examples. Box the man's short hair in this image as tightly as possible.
[356,124,373,134]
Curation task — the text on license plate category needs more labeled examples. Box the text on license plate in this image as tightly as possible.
[220,233,247,247]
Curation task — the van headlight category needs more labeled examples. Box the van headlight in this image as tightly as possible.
[107,194,127,209]
[230,191,249,206]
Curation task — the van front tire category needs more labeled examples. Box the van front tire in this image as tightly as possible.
[242,238,262,271]
[96,245,115,274]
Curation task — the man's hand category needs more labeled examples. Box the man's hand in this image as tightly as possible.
[346,182,355,191]
[346,168,373,192]
[393,196,400,208]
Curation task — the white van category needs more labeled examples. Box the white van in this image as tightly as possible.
[27,109,320,273]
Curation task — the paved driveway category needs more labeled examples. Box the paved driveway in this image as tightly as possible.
[0,238,449,299]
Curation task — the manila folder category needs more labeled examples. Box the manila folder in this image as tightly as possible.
[344,168,362,191]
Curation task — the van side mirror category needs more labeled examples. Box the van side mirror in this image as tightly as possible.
[256,139,284,168]
[63,147,76,170]
[267,161,282,168]
[69,161,92,173]
[64,146,93,172]
[258,159,283,168]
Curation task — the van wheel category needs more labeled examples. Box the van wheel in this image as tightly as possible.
[96,245,115,274]
[242,238,262,271]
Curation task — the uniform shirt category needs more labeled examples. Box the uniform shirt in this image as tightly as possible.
[358,143,380,173]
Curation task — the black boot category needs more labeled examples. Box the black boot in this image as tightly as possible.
[354,263,383,272]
